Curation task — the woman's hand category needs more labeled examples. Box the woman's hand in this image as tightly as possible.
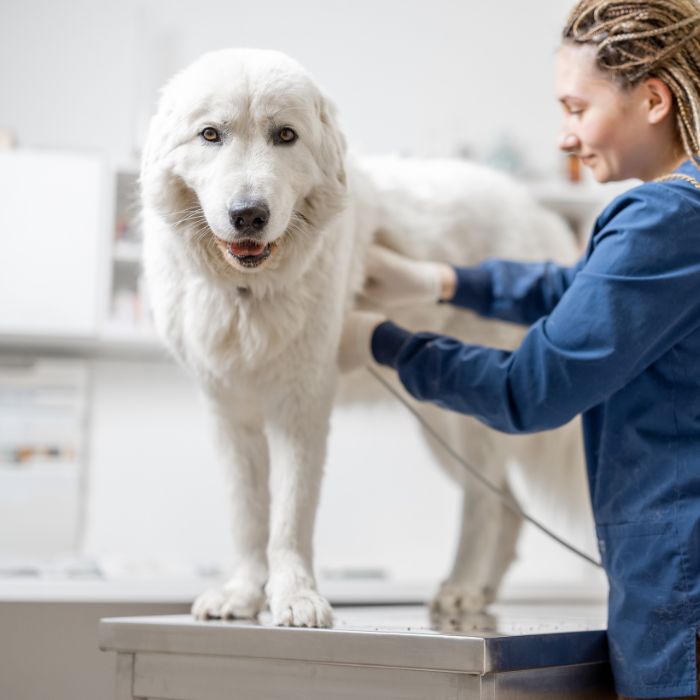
[363,244,456,306]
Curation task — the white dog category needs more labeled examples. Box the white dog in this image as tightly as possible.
[141,48,590,628]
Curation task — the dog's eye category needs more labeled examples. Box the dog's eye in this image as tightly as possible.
[275,127,298,145]
[200,127,221,143]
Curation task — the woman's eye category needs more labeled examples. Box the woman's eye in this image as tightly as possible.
[201,127,221,143]
[276,127,298,144]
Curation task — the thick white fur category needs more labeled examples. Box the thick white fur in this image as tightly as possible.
[142,48,592,628]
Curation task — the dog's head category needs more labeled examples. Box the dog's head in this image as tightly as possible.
[142,48,346,284]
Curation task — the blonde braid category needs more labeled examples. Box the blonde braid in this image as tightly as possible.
[563,0,700,155]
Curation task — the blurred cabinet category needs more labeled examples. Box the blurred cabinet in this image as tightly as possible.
[0,356,88,559]
[103,169,155,343]
[0,150,107,337]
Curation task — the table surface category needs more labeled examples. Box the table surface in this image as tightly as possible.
[99,602,609,675]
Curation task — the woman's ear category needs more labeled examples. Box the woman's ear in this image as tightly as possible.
[643,78,675,125]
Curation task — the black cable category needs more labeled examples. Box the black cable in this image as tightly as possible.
[366,365,603,569]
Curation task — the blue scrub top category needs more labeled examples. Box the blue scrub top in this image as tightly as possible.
[372,158,700,698]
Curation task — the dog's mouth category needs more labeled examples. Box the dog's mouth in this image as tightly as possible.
[219,238,278,268]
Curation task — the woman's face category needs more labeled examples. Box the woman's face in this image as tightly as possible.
[556,43,660,182]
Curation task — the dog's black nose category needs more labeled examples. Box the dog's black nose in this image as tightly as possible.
[229,201,270,233]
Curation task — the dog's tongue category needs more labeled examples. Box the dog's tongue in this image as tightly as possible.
[228,240,266,257]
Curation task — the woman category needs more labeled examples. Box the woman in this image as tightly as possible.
[339,1,700,698]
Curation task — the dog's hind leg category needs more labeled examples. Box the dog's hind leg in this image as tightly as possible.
[414,411,515,620]
[479,479,523,605]
[430,479,509,621]
[264,382,335,628]
[192,392,270,621]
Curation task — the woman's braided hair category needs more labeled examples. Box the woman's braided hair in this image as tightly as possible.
[563,0,700,155]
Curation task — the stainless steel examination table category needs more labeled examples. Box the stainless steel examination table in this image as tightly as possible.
[99,603,616,699]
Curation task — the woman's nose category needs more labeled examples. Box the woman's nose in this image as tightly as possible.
[559,133,580,152]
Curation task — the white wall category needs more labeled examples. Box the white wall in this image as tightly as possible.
[1,0,574,174]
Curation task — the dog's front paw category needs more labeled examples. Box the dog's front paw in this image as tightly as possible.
[192,581,266,620]
[429,581,490,619]
[268,588,333,628]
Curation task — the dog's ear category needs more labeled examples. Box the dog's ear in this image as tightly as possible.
[141,108,172,207]
[140,102,196,219]
[317,93,347,188]
[141,98,178,176]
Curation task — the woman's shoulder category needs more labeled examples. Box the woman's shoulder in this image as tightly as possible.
[595,161,700,235]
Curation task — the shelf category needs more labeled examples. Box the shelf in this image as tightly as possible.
[97,327,167,359]
[526,178,638,220]
[0,329,168,361]
[0,463,79,476]
[99,324,159,345]
[113,240,142,265]
[0,577,211,603]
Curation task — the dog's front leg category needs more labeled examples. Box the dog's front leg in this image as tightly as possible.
[192,392,270,620]
[264,383,334,628]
